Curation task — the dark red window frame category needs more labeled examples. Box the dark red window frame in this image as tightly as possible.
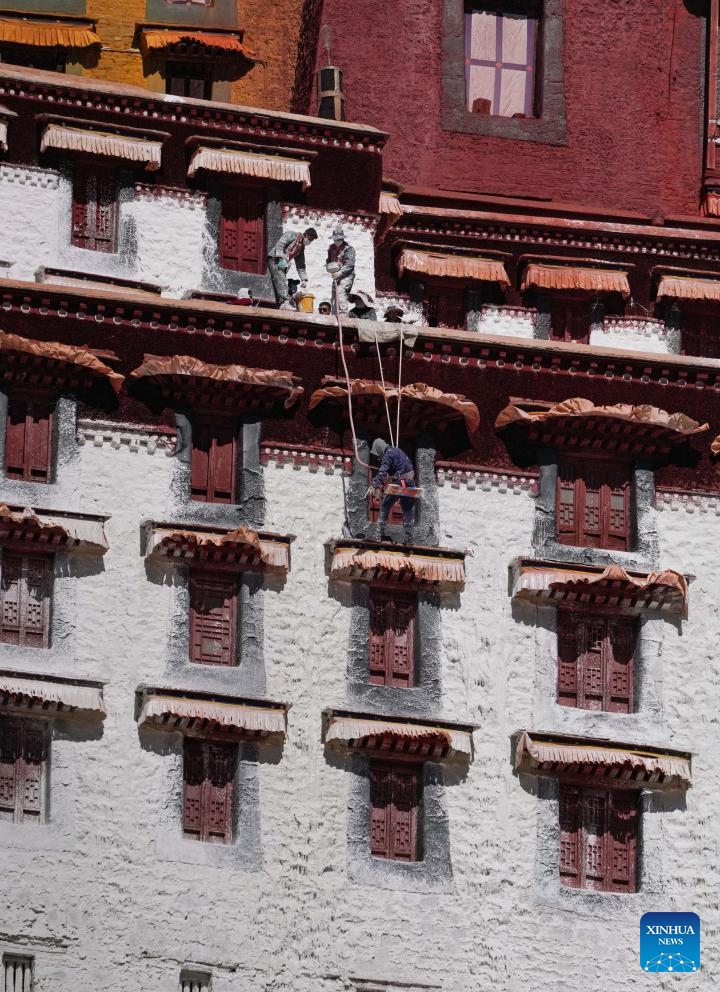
[189,571,238,666]
[5,392,55,483]
[559,783,638,892]
[71,162,118,253]
[370,759,421,862]
[557,457,631,551]
[182,737,237,844]
[557,611,636,713]
[549,295,592,344]
[0,552,52,648]
[0,44,65,71]
[422,279,467,329]
[190,417,239,504]
[680,308,720,359]
[219,185,266,274]
[369,587,416,687]
[0,717,48,824]
[165,60,213,99]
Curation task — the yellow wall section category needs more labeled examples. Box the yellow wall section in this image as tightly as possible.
[76,0,305,109]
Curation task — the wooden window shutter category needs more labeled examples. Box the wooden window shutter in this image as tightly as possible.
[557,459,631,550]
[580,617,606,710]
[558,614,636,713]
[369,763,391,858]
[0,719,47,824]
[219,188,266,274]
[369,594,389,685]
[189,573,237,666]
[190,418,238,504]
[0,553,52,648]
[183,738,236,844]
[608,618,636,713]
[556,462,578,544]
[71,165,118,253]
[605,465,631,551]
[182,738,205,841]
[205,743,235,843]
[556,612,579,707]
[390,765,419,861]
[581,790,607,891]
[558,784,580,888]
[580,464,603,547]
[5,394,54,483]
[20,722,46,820]
[370,761,420,862]
[559,785,638,893]
[368,589,415,687]
[0,719,18,820]
[607,790,638,892]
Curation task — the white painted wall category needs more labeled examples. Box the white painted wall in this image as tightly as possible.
[5,437,715,991]
[590,317,681,355]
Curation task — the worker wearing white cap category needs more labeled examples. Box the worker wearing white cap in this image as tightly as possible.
[326,225,356,314]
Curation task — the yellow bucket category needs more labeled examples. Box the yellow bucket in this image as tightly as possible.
[295,293,315,313]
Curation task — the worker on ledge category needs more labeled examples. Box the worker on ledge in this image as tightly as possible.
[368,438,416,545]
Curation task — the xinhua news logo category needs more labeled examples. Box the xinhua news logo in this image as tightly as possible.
[640,913,700,973]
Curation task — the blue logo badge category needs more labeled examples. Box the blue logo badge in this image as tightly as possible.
[640,913,700,973]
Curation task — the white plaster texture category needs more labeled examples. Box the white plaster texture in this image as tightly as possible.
[282,206,377,309]
[0,165,62,279]
[590,317,681,355]
[1,445,718,990]
[475,304,538,339]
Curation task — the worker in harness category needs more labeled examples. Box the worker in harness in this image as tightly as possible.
[367,438,417,545]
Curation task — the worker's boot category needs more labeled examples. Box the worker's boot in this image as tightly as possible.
[379,525,388,543]
[403,526,414,546]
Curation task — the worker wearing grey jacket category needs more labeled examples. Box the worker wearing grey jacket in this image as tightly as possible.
[268,228,318,309]
[326,226,356,313]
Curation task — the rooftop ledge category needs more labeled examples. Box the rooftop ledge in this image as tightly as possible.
[0,63,387,147]
[326,538,467,590]
[4,277,720,381]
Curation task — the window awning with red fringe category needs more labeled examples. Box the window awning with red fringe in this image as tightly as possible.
[0,331,124,397]
[41,123,162,171]
[0,16,100,48]
[188,146,311,187]
[137,28,254,58]
[329,540,466,590]
[0,670,105,715]
[397,247,510,286]
[0,505,109,553]
[495,397,708,457]
[703,190,720,217]
[379,191,404,215]
[308,377,479,455]
[138,689,287,739]
[324,710,475,760]
[656,274,720,302]
[510,559,688,618]
[515,732,691,790]
[521,263,631,297]
[144,522,292,574]
[129,354,303,414]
